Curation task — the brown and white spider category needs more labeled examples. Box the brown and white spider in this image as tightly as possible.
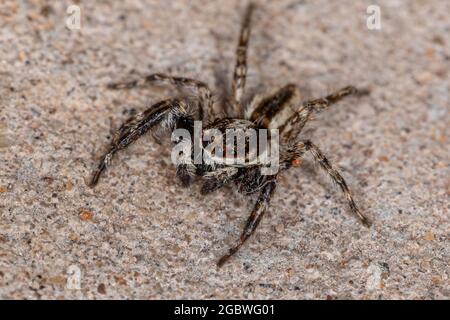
[90,4,371,267]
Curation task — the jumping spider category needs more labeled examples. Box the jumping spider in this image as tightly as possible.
[90,4,371,267]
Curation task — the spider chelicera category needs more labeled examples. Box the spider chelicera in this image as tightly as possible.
[90,4,371,267]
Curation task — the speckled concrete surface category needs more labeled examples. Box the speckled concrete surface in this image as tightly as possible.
[0,0,449,299]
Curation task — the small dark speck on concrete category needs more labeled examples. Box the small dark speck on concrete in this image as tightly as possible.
[378,262,390,274]
[97,283,107,294]
[330,207,341,216]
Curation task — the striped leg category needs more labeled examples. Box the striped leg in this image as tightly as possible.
[281,140,371,226]
[218,178,277,267]
[230,3,255,117]
[247,83,298,128]
[90,99,193,187]
[108,73,214,122]
[280,86,369,140]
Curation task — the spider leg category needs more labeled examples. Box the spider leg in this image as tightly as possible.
[280,86,369,140]
[281,140,371,226]
[89,99,194,187]
[246,84,299,128]
[230,3,255,118]
[217,178,277,267]
[108,73,214,122]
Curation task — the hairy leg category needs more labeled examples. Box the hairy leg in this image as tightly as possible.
[281,140,370,226]
[89,99,194,187]
[247,83,298,128]
[218,178,277,267]
[108,73,214,122]
[280,86,369,140]
[230,3,255,118]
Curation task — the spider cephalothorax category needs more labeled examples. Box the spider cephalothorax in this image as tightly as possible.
[90,4,371,267]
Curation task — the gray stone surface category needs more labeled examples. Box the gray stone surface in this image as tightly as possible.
[0,0,448,299]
